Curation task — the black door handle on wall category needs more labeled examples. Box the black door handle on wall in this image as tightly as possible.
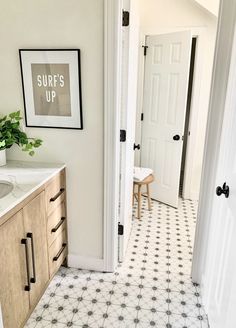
[134,144,141,151]
[216,182,230,198]
[27,233,36,283]
[173,135,180,141]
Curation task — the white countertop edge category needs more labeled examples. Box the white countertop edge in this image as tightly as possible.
[0,163,66,219]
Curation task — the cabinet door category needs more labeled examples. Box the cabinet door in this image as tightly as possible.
[23,191,49,308]
[0,211,29,328]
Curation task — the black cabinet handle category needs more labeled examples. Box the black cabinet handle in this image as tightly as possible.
[21,238,31,291]
[50,188,65,202]
[53,243,67,262]
[51,217,66,233]
[27,233,36,283]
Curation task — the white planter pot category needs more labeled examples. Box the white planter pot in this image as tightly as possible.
[0,149,6,166]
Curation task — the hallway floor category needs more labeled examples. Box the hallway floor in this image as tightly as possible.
[26,198,209,328]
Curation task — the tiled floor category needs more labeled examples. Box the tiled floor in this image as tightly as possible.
[25,198,209,328]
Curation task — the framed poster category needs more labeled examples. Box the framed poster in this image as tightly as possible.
[19,49,83,129]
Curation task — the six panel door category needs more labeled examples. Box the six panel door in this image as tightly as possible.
[141,31,192,208]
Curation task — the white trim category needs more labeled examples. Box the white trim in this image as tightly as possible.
[68,254,104,272]
[103,0,122,272]
[192,0,236,283]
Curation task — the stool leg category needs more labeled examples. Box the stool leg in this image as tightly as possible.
[138,185,141,219]
[147,183,151,211]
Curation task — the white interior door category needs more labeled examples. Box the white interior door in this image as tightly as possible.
[119,0,139,261]
[202,28,236,328]
[141,31,192,208]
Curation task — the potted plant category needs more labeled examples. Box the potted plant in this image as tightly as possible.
[0,111,42,166]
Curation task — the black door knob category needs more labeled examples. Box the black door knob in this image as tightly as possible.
[216,182,230,198]
[173,135,180,141]
[134,144,140,151]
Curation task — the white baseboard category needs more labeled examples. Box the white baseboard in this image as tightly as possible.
[68,254,105,272]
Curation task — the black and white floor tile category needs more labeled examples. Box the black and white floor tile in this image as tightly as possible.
[25,198,209,328]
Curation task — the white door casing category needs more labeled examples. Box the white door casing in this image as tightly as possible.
[191,0,236,286]
[119,0,139,261]
[103,0,123,272]
[200,22,236,328]
[141,32,192,208]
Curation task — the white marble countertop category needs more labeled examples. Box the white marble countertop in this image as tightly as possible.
[0,160,65,219]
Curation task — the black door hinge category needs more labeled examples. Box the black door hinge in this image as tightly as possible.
[122,10,130,26]
[141,113,144,121]
[118,223,124,236]
[142,45,148,56]
[120,130,126,142]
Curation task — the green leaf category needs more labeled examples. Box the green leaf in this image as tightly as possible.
[0,111,43,156]
[0,140,6,149]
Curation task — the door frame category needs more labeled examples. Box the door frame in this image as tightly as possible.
[135,27,210,201]
[103,0,139,271]
[103,0,123,271]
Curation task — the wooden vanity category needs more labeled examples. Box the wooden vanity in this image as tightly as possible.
[0,168,67,328]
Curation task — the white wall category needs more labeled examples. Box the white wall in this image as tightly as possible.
[193,0,219,17]
[135,0,217,200]
[0,0,104,264]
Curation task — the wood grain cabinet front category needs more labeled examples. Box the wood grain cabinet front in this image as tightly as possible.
[46,170,66,216]
[0,211,29,328]
[45,169,68,278]
[49,229,68,277]
[23,191,49,309]
[47,201,66,247]
[0,169,68,328]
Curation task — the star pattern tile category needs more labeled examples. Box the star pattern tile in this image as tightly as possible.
[25,198,209,328]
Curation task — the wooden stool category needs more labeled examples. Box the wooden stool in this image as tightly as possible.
[133,174,154,219]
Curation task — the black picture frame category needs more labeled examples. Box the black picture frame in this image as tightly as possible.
[19,49,83,130]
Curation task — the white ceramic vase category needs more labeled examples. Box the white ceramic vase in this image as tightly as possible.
[0,149,6,166]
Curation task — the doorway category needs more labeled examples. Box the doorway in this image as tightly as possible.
[103,0,218,272]
[115,0,218,265]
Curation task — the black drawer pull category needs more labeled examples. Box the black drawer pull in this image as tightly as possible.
[21,238,31,291]
[53,243,67,262]
[51,217,66,233]
[27,233,36,283]
[50,188,65,202]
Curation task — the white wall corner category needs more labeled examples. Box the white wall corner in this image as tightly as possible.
[68,254,105,272]
[192,0,219,17]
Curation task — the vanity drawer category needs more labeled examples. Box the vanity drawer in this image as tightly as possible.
[46,170,65,215]
[47,202,66,246]
[49,229,67,277]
